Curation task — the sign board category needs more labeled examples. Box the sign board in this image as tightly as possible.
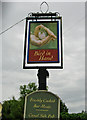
[24,91,60,120]
[23,16,63,69]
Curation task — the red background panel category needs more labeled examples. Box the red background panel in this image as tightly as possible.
[28,49,58,62]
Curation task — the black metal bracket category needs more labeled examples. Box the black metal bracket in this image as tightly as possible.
[32,13,56,16]
[27,12,60,20]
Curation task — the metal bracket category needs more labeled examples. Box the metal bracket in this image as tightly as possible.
[40,1,49,13]
[27,1,60,19]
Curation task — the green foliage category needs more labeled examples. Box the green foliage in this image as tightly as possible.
[2,97,23,120]
[20,82,37,98]
[60,100,68,113]
[2,82,86,120]
[60,112,87,120]
[2,83,37,120]
[60,112,69,120]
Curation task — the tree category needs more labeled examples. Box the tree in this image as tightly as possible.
[2,83,37,120]
[60,100,68,113]
[20,82,37,99]
[2,82,68,120]
[2,97,23,120]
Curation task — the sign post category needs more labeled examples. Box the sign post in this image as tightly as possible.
[23,2,63,120]
[37,68,49,90]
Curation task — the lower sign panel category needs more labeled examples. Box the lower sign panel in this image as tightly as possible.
[24,91,60,120]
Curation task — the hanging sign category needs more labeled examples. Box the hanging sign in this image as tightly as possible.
[23,14,63,69]
[24,91,60,120]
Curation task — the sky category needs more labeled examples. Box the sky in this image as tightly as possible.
[0,0,86,113]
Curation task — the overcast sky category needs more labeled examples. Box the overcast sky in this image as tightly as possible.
[0,0,86,113]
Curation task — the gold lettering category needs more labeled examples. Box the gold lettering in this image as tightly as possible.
[36,109,48,112]
[48,114,55,118]
[28,113,39,118]
[40,114,47,118]
[34,51,45,56]
[34,51,39,56]
[40,104,51,109]
[43,99,55,103]
[39,56,53,61]
[46,51,51,56]
[30,98,55,103]
[30,98,43,103]
[39,56,42,60]
[33,104,40,108]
